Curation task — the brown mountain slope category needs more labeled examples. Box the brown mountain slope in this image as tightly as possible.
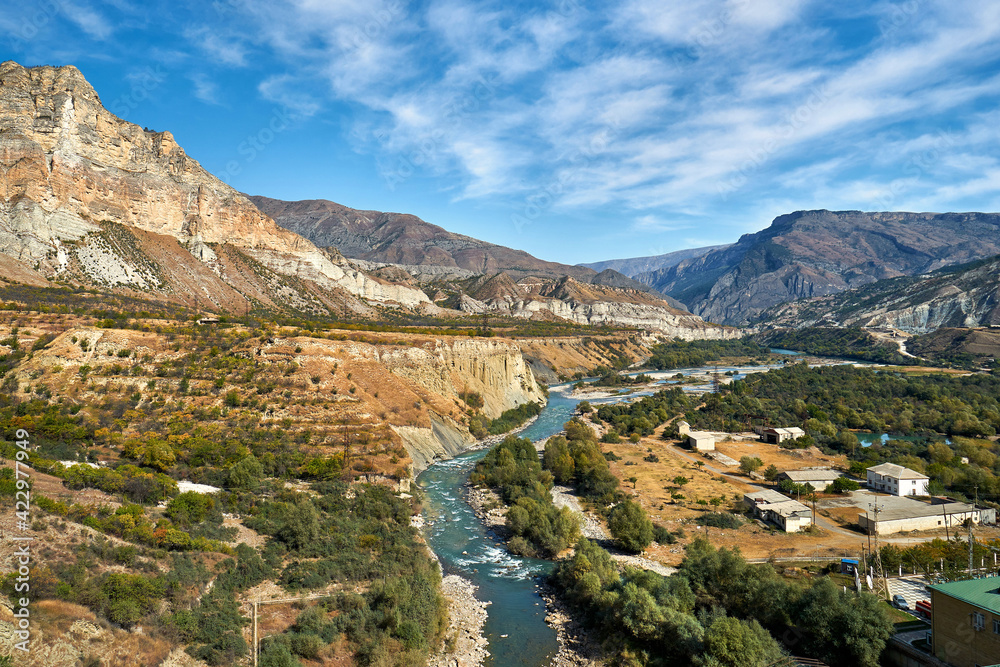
[640,209,1000,325]
[0,61,430,311]
[249,195,597,280]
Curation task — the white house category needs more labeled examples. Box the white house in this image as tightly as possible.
[761,427,806,444]
[866,462,929,496]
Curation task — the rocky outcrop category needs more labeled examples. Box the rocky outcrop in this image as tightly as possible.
[638,210,1000,325]
[379,337,545,473]
[382,339,543,418]
[457,276,739,338]
[0,61,429,309]
[393,413,477,474]
[764,254,1000,333]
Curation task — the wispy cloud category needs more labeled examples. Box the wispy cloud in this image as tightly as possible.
[61,1,114,40]
[185,26,249,67]
[190,73,222,105]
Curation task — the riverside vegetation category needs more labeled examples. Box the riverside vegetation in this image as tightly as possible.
[471,414,895,666]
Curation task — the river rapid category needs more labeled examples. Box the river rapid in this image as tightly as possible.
[416,355,811,666]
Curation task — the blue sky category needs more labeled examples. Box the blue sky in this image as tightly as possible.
[4,0,1000,265]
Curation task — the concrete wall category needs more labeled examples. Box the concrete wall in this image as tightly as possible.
[861,508,988,535]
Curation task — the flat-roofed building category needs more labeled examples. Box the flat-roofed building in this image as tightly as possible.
[930,576,1000,667]
[743,488,812,532]
[761,427,805,444]
[858,500,995,535]
[687,431,716,452]
[775,467,842,490]
[866,462,929,496]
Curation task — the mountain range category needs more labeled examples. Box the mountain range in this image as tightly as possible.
[630,209,1000,325]
[250,195,596,281]
[761,254,1000,333]
[579,245,730,277]
[0,61,730,338]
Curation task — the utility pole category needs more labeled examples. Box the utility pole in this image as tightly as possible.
[869,499,889,600]
[252,600,258,667]
[942,503,950,541]
[969,519,975,577]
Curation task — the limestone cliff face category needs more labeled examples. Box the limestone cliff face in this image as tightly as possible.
[0,61,429,308]
[381,338,545,473]
[509,297,740,339]
[381,339,543,419]
[458,275,740,338]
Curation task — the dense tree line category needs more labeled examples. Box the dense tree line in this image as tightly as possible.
[470,436,580,557]
[647,339,772,371]
[553,538,893,667]
[685,363,1000,502]
[594,388,694,438]
[760,327,918,365]
[544,419,655,552]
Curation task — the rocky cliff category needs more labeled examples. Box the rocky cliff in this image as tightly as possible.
[0,61,430,311]
[638,210,1000,325]
[456,275,739,338]
[762,254,1000,333]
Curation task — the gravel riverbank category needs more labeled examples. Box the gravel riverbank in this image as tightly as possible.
[427,575,490,667]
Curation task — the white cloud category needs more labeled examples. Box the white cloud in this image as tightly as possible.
[258,75,321,118]
[217,0,1000,223]
[190,74,222,105]
[61,1,113,40]
[186,27,249,67]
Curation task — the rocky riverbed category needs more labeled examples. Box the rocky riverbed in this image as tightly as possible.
[427,575,490,667]
[539,583,606,667]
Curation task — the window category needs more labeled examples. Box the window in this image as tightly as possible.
[973,612,985,630]
[993,618,1000,634]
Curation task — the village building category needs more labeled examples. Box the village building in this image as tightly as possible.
[930,576,1000,667]
[677,421,717,451]
[775,467,842,490]
[858,500,995,535]
[760,427,805,444]
[687,431,716,452]
[866,462,929,496]
[743,488,813,532]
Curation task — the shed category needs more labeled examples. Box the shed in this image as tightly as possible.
[743,488,813,532]
[687,431,716,452]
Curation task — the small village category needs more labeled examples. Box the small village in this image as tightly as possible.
[603,419,1000,667]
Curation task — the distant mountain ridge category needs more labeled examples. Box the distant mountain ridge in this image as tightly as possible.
[762,254,1000,333]
[639,210,1000,325]
[250,196,596,281]
[580,245,731,278]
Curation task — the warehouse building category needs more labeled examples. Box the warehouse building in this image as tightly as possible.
[858,500,995,535]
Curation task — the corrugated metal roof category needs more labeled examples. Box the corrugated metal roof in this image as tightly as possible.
[930,576,1000,614]
[780,469,841,482]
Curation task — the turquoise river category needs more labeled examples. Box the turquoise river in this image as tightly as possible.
[416,355,811,666]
